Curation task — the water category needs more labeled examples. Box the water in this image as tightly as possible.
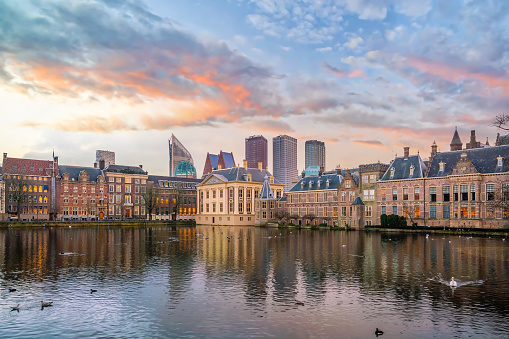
[1,226,508,338]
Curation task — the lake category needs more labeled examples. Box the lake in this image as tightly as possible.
[1,225,508,338]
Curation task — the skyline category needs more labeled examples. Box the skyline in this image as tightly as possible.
[1,0,508,175]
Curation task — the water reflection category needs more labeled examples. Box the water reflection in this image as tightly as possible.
[0,226,508,338]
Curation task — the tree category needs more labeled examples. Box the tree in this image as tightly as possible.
[486,184,509,219]
[492,113,509,131]
[5,175,28,219]
[142,185,158,221]
[171,183,185,220]
[303,213,317,226]
[403,203,418,226]
[274,210,290,225]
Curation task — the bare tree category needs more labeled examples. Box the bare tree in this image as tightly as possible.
[142,186,158,221]
[274,210,290,225]
[5,175,28,219]
[492,113,509,131]
[171,183,185,220]
[403,203,418,226]
[486,184,509,219]
[303,213,317,226]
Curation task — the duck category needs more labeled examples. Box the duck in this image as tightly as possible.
[375,328,384,336]
[90,289,97,293]
[9,288,17,292]
[41,300,53,307]
[295,300,305,306]
[11,304,20,311]
[450,277,458,287]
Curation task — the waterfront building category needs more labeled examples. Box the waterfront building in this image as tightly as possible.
[58,165,107,221]
[338,169,360,227]
[202,151,235,177]
[254,174,278,225]
[305,140,325,169]
[0,179,4,221]
[273,135,298,192]
[1,153,58,221]
[169,134,195,178]
[95,150,115,169]
[148,175,201,220]
[286,168,341,226]
[103,164,149,220]
[196,161,284,226]
[245,135,268,170]
[359,163,390,226]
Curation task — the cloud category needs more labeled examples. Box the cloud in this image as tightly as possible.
[315,47,332,53]
[322,62,364,78]
[354,140,384,146]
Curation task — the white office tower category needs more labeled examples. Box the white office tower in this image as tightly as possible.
[273,135,298,192]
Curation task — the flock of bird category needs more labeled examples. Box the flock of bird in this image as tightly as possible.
[7,288,97,312]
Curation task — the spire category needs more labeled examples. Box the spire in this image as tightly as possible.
[450,127,463,151]
[486,137,490,146]
[259,175,275,199]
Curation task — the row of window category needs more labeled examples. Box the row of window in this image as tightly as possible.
[107,177,146,184]
[64,185,104,194]
[362,174,378,184]
[291,206,339,217]
[289,191,339,203]
[8,205,47,214]
[158,180,196,188]
[154,207,196,215]
[108,185,145,194]
[382,184,509,202]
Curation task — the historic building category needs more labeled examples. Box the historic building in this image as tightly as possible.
[58,165,107,221]
[103,164,149,220]
[254,174,278,225]
[196,162,284,226]
[2,153,58,221]
[359,163,390,226]
[245,135,268,170]
[273,134,298,192]
[169,134,196,178]
[202,151,235,177]
[338,169,360,227]
[286,169,341,226]
[148,175,201,220]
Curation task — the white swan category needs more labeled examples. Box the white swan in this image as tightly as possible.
[450,277,458,287]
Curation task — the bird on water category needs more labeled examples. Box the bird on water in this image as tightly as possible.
[41,300,53,307]
[90,289,97,293]
[11,304,20,311]
[9,288,17,292]
[375,328,384,336]
[450,277,458,287]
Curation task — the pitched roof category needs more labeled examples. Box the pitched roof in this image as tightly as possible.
[209,154,219,169]
[380,154,426,181]
[59,165,103,182]
[451,127,462,146]
[289,173,342,192]
[202,167,280,184]
[352,196,365,205]
[222,152,235,168]
[148,175,201,188]
[497,134,509,146]
[426,145,509,177]
[105,164,147,175]
[2,157,56,177]
[259,175,275,199]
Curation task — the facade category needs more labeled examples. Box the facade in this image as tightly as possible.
[2,153,58,221]
[202,151,235,177]
[286,169,341,226]
[305,140,325,169]
[273,135,298,192]
[245,135,268,170]
[254,175,278,225]
[148,175,201,220]
[0,179,4,221]
[359,163,390,226]
[169,134,195,178]
[104,164,149,220]
[196,166,284,226]
[58,165,107,221]
[338,170,360,227]
[95,150,115,169]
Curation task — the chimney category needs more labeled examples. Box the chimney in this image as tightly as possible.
[94,162,97,168]
[99,159,105,170]
[218,164,222,170]
[3,153,6,159]
[319,166,324,176]
[404,147,409,160]
[336,166,341,175]
[140,165,143,169]
[258,162,263,170]
[54,156,58,164]
[431,141,437,158]
[302,170,306,178]
[243,159,248,168]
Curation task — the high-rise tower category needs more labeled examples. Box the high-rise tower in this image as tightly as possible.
[169,134,195,178]
[305,140,325,169]
[273,135,298,192]
[245,135,267,169]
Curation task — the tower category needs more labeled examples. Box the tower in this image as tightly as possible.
[305,140,325,169]
[450,127,463,151]
[245,135,267,169]
[169,134,194,177]
[273,135,298,192]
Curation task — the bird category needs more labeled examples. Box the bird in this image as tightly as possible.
[11,304,20,311]
[295,300,305,306]
[41,300,53,307]
[450,277,458,287]
[375,328,384,336]
[9,288,17,292]
[90,289,97,293]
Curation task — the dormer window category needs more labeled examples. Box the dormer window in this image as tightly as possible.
[390,167,395,179]
[409,165,414,177]
[318,180,322,187]
[247,173,252,182]
[497,156,503,167]
[309,181,314,188]
[439,162,445,172]
[326,179,330,187]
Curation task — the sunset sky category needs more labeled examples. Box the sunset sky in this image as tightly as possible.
[1,0,508,176]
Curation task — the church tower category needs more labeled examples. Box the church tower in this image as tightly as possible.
[450,127,463,151]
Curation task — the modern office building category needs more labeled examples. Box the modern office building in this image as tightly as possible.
[245,135,267,170]
[273,135,298,192]
[169,134,195,178]
[305,140,325,169]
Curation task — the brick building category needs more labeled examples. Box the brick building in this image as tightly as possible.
[359,163,390,226]
[148,175,201,220]
[338,169,360,227]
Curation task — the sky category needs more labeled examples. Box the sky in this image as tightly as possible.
[1,0,508,176]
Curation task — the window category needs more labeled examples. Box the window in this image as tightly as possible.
[238,202,243,213]
[460,185,468,201]
[404,206,409,218]
[362,175,368,184]
[349,191,355,202]
[392,188,397,201]
[213,190,216,199]
[381,206,386,215]
[430,187,437,202]
[370,174,376,183]
[324,206,328,217]
[341,206,347,216]
[365,206,372,217]
[460,205,468,218]
[345,180,351,188]
[261,201,267,209]
[486,184,495,201]
[116,178,121,183]
[415,206,420,218]
[392,206,397,215]
[341,191,346,202]
[246,202,251,213]
[381,189,386,201]
[470,205,476,218]
[239,189,243,199]
[439,162,445,172]
[390,167,395,178]
[116,185,121,193]
[324,193,328,203]
[414,187,420,200]
[430,205,437,218]
[262,211,267,219]
[212,203,216,213]
[443,205,450,219]
[206,204,209,212]
[403,187,409,200]
[471,185,476,201]
[453,185,458,201]
[409,165,414,177]
[206,191,209,199]
[443,186,450,202]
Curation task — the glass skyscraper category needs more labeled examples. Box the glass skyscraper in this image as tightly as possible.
[272,135,298,192]
[305,140,325,169]
[169,134,195,178]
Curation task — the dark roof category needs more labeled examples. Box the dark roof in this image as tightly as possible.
[451,128,462,146]
[352,197,364,205]
[222,152,235,168]
[209,154,219,169]
[497,134,509,146]
[105,164,147,175]
[380,154,426,181]
[289,173,342,192]
[277,196,287,202]
[427,145,509,177]
[259,175,275,199]
[203,167,281,184]
[59,165,103,181]
[148,175,201,188]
